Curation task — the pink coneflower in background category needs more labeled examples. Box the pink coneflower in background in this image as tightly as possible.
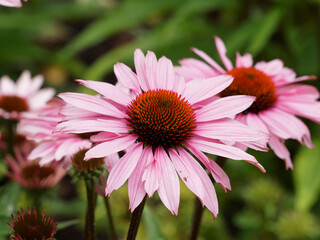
[176,36,319,169]
[18,98,92,165]
[6,143,67,190]
[56,49,269,217]
[0,0,27,7]
[0,71,54,120]
[7,207,57,240]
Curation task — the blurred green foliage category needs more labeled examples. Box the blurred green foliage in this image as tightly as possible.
[0,0,319,239]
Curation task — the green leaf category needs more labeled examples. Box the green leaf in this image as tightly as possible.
[57,0,181,61]
[247,7,283,56]
[0,182,21,216]
[143,206,167,240]
[57,219,79,231]
[294,139,320,211]
[0,216,12,236]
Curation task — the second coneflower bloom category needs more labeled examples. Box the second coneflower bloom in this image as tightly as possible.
[56,49,268,217]
[177,36,319,169]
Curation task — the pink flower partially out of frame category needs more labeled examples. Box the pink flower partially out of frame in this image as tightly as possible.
[0,0,27,7]
[0,71,54,120]
[56,49,268,217]
[18,98,92,165]
[176,36,319,169]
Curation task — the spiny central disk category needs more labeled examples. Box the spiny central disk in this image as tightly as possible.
[0,95,29,113]
[126,89,196,148]
[220,67,277,113]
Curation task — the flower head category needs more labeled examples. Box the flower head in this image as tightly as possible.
[177,36,319,169]
[7,207,57,240]
[0,71,54,120]
[56,49,268,217]
[6,143,67,190]
[18,98,92,165]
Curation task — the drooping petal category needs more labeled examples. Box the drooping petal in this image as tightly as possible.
[157,147,180,215]
[128,152,147,211]
[186,143,231,192]
[169,148,204,200]
[177,147,219,217]
[142,147,160,197]
[189,137,265,172]
[195,118,268,142]
[268,134,292,170]
[106,143,143,196]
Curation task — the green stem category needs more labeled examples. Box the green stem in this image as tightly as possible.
[126,196,147,240]
[85,179,96,240]
[104,197,118,240]
[6,120,17,157]
[188,198,204,240]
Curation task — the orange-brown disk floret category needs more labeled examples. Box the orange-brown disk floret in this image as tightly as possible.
[126,89,196,149]
[0,96,29,113]
[220,67,277,113]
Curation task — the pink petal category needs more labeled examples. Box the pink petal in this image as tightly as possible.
[254,59,284,76]
[191,47,226,74]
[90,132,120,143]
[58,92,125,118]
[134,49,150,92]
[105,153,120,171]
[259,108,314,143]
[268,134,293,170]
[157,147,180,215]
[0,0,22,7]
[29,88,55,109]
[277,84,319,100]
[16,71,32,96]
[183,75,233,105]
[235,53,253,68]
[128,154,147,211]
[244,113,269,134]
[186,143,231,192]
[0,76,16,94]
[169,149,204,200]
[156,56,175,90]
[189,137,265,172]
[56,119,129,134]
[277,99,320,123]
[214,36,233,71]
[114,62,140,94]
[177,147,219,217]
[85,134,136,159]
[145,51,158,89]
[142,147,160,197]
[196,95,255,121]
[77,80,131,106]
[105,143,143,195]
[195,118,268,142]
[177,58,219,81]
